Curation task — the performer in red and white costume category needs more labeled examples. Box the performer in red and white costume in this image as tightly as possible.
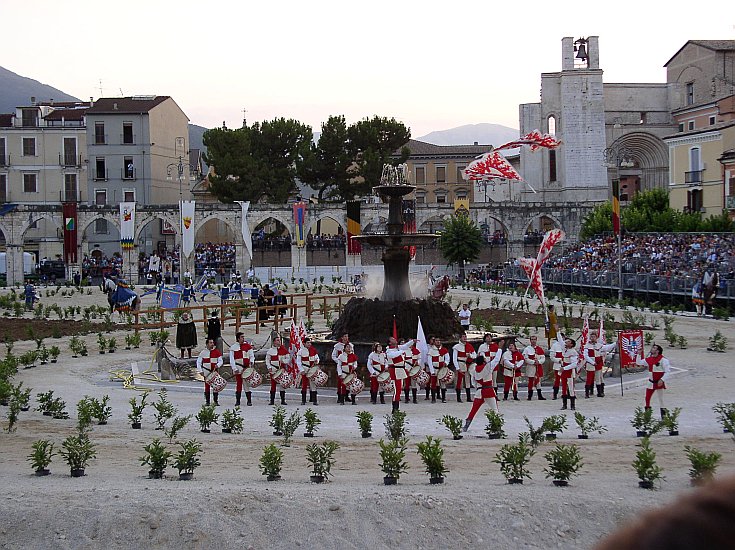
[549,337,564,400]
[298,337,321,406]
[229,332,255,406]
[558,334,579,410]
[477,333,502,393]
[453,333,476,403]
[522,335,547,401]
[331,333,349,365]
[462,351,504,432]
[265,336,291,405]
[196,338,224,406]
[366,342,387,405]
[501,342,524,401]
[337,342,359,405]
[385,336,413,412]
[636,344,672,419]
[583,333,616,398]
[403,339,422,404]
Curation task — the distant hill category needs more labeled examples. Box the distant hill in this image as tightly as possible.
[0,66,80,112]
[416,123,519,147]
[188,123,208,154]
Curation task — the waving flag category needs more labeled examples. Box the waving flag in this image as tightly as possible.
[527,228,565,289]
[496,130,562,152]
[463,150,522,182]
[288,320,302,379]
[416,316,429,369]
[578,316,590,365]
[519,257,545,307]
[598,318,606,344]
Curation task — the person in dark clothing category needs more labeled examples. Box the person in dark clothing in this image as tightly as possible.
[257,289,269,327]
[207,310,223,353]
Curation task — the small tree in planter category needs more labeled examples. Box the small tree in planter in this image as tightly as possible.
[269,405,286,436]
[12,381,31,412]
[707,330,728,352]
[165,415,192,443]
[356,410,373,438]
[631,406,664,438]
[36,390,55,416]
[49,346,60,363]
[379,437,409,485]
[439,415,464,440]
[541,414,568,441]
[221,408,243,434]
[107,338,117,354]
[303,408,321,438]
[523,416,545,449]
[153,390,177,431]
[38,346,50,365]
[28,439,55,476]
[149,332,160,347]
[158,330,170,346]
[90,395,112,425]
[416,436,449,484]
[76,396,96,433]
[6,394,21,433]
[140,438,173,479]
[574,412,607,439]
[306,440,340,483]
[49,397,69,419]
[128,393,149,429]
[19,350,37,369]
[60,433,97,477]
[661,407,682,436]
[79,341,88,357]
[485,409,507,440]
[544,443,583,487]
[712,402,735,435]
[125,334,134,350]
[259,443,284,481]
[494,434,535,484]
[633,437,663,489]
[97,333,107,354]
[130,332,142,349]
[281,410,302,447]
[683,445,722,487]
[195,404,219,433]
[172,438,202,480]
[384,410,408,441]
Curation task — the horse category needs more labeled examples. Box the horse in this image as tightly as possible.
[103,277,141,313]
[430,275,450,300]
[102,276,117,312]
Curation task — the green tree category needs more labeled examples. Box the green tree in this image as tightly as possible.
[438,215,483,282]
[347,116,411,193]
[298,115,353,201]
[580,202,613,239]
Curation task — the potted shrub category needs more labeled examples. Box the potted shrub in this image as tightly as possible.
[131,332,142,349]
[164,415,192,443]
[661,407,681,436]
[683,445,722,486]
[76,396,95,433]
[79,341,88,357]
[150,331,159,347]
[379,437,409,485]
[574,412,607,439]
[281,410,302,447]
[544,443,583,486]
[494,435,535,484]
[269,405,286,436]
[38,346,50,365]
[20,350,37,369]
[60,433,97,477]
[107,338,117,354]
[630,406,663,438]
[49,346,60,363]
[384,410,408,441]
[416,435,449,484]
[541,414,567,441]
[439,415,463,440]
[13,382,31,412]
[484,409,507,439]
[140,438,172,479]
[153,390,177,431]
[28,439,55,476]
[259,443,284,481]
[633,437,663,489]
[158,330,170,346]
[305,440,340,483]
[50,397,69,419]
[125,334,133,350]
[523,416,545,448]
[304,408,321,438]
[6,394,21,433]
[97,333,107,354]
[36,390,55,416]
[356,410,373,438]
[128,393,149,429]
[172,438,202,481]
[195,404,219,433]
[91,395,112,425]
[712,402,735,434]
[220,408,243,434]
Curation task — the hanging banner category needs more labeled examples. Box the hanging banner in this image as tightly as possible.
[62,202,77,264]
[236,201,253,259]
[346,200,361,255]
[453,198,470,216]
[180,200,196,257]
[619,330,644,369]
[402,199,416,260]
[293,201,307,247]
[119,202,135,251]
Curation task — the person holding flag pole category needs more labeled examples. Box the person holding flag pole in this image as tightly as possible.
[583,320,616,398]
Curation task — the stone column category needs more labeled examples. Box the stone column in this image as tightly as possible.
[6,245,25,287]
[507,239,525,261]
[291,245,307,278]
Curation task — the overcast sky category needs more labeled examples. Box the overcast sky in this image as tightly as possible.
[4,0,734,137]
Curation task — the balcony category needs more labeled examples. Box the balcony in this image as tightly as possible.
[726,196,735,210]
[685,170,703,184]
[120,133,137,145]
[59,153,83,167]
[121,167,137,180]
[61,190,80,202]
[0,154,9,167]
[94,134,108,145]
[94,169,109,181]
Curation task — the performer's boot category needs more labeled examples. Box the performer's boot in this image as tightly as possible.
[204,390,210,406]
[553,386,559,400]
[412,388,418,404]
[235,391,241,407]
[431,388,437,404]
[404,389,410,404]
[462,418,472,432]
[280,391,287,405]
[301,390,307,405]
[425,388,430,401]
[338,392,345,405]
[584,385,591,398]
[456,389,463,403]
[660,408,668,420]
[213,392,219,406]
[561,396,568,410]
[570,396,576,411]
[466,388,472,402]
[528,389,534,401]
[312,391,319,406]
[503,391,509,401]
[513,390,519,401]
[441,389,447,403]
[379,391,386,404]
[351,393,356,405]
[599,383,605,397]
[596,384,603,398]
[245,392,252,406]
[370,391,377,405]
[537,388,546,400]
[392,400,399,413]
[269,391,275,406]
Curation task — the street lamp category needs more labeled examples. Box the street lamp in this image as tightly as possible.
[167,149,188,277]
[603,144,635,300]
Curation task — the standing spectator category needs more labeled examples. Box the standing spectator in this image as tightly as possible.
[176,312,197,359]
[206,310,223,354]
[701,265,720,315]
[691,280,704,316]
[24,281,37,310]
[458,303,471,330]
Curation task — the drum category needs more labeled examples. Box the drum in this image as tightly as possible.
[414,369,430,388]
[376,371,391,384]
[312,369,328,387]
[248,370,263,388]
[437,366,455,385]
[379,378,396,395]
[346,377,365,395]
[273,369,293,389]
[243,367,257,382]
[205,370,227,393]
[408,364,422,378]
[343,373,355,386]
[306,366,320,379]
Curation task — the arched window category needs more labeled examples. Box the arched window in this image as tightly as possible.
[547,115,557,136]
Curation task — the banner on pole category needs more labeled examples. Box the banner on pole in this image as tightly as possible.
[293,201,307,247]
[236,201,253,259]
[62,202,77,264]
[618,330,644,369]
[180,200,196,257]
[119,202,136,251]
[346,200,361,255]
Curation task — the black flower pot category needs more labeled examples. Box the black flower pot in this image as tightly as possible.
[131,423,142,430]
[508,478,523,485]
[636,431,649,438]
[43,411,53,417]
[97,421,107,426]
[361,432,372,438]
[273,431,283,436]
[201,429,210,433]
[453,435,463,440]
[383,476,397,486]
[304,432,314,438]
[0,399,8,406]
[21,406,30,412]
[638,480,654,489]
[487,433,501,440]
[35,468,50,476]
[429,476,444,485]
[99,351,105,355]
[310,475,325,484]
[552,480,569,487]
[179,473,194,481]
[724,428,731,434]
[267,475,281,482]
[668,430,679,436]
[149,471,164,479]
[51,359,57,363]
[70,468,85,478]
[545,433,557,441]
[222,428,232,434]
[109,350,115,354]
[578,434,589,439]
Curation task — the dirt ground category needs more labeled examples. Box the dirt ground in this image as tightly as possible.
[1,286,734,550]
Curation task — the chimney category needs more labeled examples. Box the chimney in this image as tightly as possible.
[113,103,118,110]
[89,97,94,107]
[474,141,478,145]
[30,96,36,105]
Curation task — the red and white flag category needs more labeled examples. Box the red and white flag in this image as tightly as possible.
[528,228,565,286]
[495,130,562,152]
[578,316,590,365]
[598,318,606,344]
[518,257,545,307]
[288,320,302,379]
[462,151,523,182]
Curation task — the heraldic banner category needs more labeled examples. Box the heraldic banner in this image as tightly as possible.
[119,202,135,250]
[180,200,196,257]
[293,201,307,247]
[618,329,644,369]
[62,202,77,263]
[346,200,361,255]
[236,201,253,259]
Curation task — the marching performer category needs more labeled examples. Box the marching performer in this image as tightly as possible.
[437,338,451,403]
[229,332,255,406]
[196,338,224,406]
[522,335,547,401]
[477,333,502,393]
[584,332,616,398]
[550,336,564,400]
[403,339,422,404]
[331,332,349,365]
[427,337,448,403]
[367,342,387,405]
[298,336,321,406]
[337,342,359,405]
[265,336,291,406]
[462,352,504,432]
[386,336,414,412]
[636,344,672,419]
[559,335,579,411]
[501,342,524,401]
[453,333,476,403]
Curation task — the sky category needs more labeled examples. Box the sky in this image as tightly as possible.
[4,0,734,138]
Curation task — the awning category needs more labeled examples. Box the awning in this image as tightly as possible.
[0,203,17,216]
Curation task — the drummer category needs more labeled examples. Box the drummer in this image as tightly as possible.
[196,337,224,406]
[477,333,502,394]
[336,342,359,405]
[229,332,255,407]
[265,336,291,406]
[453,333,477,403]
[402,338,422,405]
[428,337,451,403]
[385,336,414,412]
[367,342,387,405]
[298,337,321,406]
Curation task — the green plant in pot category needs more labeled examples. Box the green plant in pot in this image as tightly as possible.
[28,439,55,476]
[49,345,60,363]
[6,394,21,433]
[541,414,568,441]
[140,438,173,479]
[356,410,373,438]
[12,381,31,412]
[683,445,722,487]
[633,437,663,489]
[36,390,55,416]
[259,443,284,481]
[125,334,133,350]
[76,396,95,433]
[661,407,681,436]
[107,337,117,353]
[269,405,286,436]
[712,402,735,435]
[493,434,535,484]
[153,390,177,431]
[574,412,607,439]
[172,438,202,481]
[306,440,340,483]
[523,416,545,449]
[60,433,97,477]
[303,408,320,438]
[439,415,463,440]
[544,443,583,486]
[165,415,192,443]
[195,404,219,433]
[384,410,408,441]
[379,437,409,485]
[38,346,50,365]
[97,333,107,354]
[91,395,112,425]
[416,435,448,484]
[128,393,149,429]
[220,407,243,434]
[281,410,302,447]
[50,397,69,419]
[630,406,664,438]
[130,331,142,348]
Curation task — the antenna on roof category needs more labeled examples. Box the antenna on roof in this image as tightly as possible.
[98,79,103,97]
[119,88,124,97]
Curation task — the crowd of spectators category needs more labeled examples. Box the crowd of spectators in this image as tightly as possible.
[306,233,346,250]
[252,233,291,251]
[82,253,123,280]
[194,242,235,274]
[523,230,544,245]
